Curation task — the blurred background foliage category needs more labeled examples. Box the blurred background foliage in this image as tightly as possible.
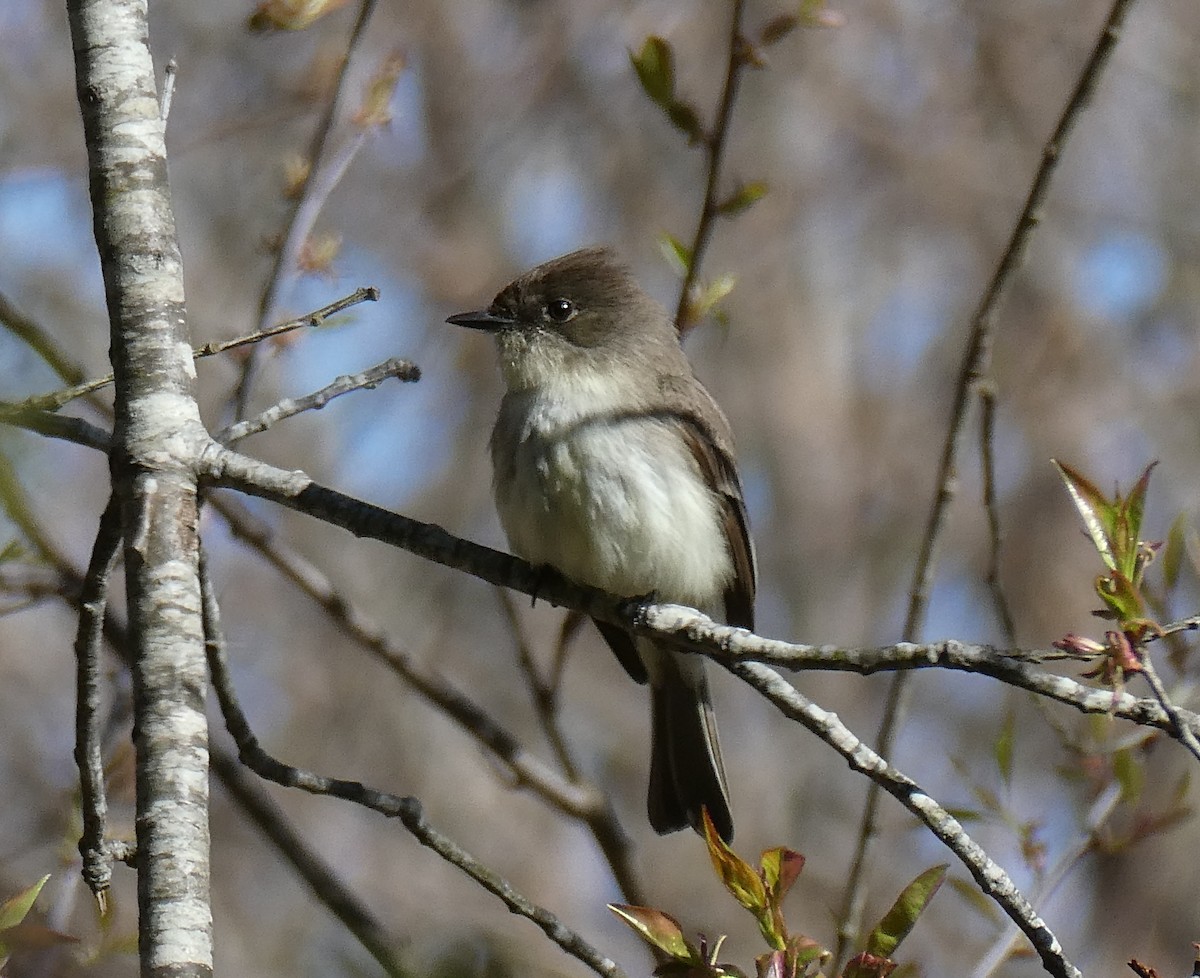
[2,0,1200,974]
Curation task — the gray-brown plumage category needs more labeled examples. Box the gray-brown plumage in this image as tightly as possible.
[448,247,755,841]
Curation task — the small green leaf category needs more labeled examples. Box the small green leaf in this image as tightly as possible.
[717,181,769,216]
[666,99,705,142]
[659,233,693,274]
[608,904,696,961]
[703,809,768,913]
[760,847,804,905]
[693,274,737,320]
[0,876,49,931]
[994,708,1015,787]
[1053,460,1118,572]
[865,864,948,958]
[1122,462,1157,557]
[0,539,24,564]
[630,36,675,106]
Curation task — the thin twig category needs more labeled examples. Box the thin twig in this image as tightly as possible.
[0,290,86,387]
[495,593,647,906]
[2,287,379,415]
[673,0,747,332]
[1138,653,1200,764]
[972,780,1123,978]
[216,356,419,444]
[233,0,380,419]
[836,0,1140,963]
[74,495,126,909]
[201,561,625,978]
[979,383,1017,646]
[498,590,579,779]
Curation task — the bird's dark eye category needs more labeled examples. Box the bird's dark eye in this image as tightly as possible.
[545,298,576,323]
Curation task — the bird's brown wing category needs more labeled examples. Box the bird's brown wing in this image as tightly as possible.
[671,412,756,630]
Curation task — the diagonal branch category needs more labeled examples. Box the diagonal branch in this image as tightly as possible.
[673,0,747,331]
[728,659,1081,978]
[838,0,1142,963]
[233,0,380,419]
[200,555,626,978]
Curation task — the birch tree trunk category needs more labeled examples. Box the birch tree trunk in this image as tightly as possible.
[65,0,214,974]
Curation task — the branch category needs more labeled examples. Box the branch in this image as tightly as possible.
[979,384,1016,645]
[200,558,626,978]
[200,445,1200,744]
[1138,653,1200,764]
[728,659,1080,978]
[74,495,125,910]
[838,0,1142,962]
[673,0,747,331]
[215,356,418,444]
[66,0,213,971]
[233,0,380,419]
[2,287,379,415]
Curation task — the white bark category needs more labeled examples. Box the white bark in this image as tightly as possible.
[65,0,213,974]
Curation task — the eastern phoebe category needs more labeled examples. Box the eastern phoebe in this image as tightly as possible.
[448,247,754,841]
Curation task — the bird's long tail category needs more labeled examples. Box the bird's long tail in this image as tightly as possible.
[647,649,733,841]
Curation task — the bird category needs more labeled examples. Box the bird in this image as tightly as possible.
[447,246,754,841]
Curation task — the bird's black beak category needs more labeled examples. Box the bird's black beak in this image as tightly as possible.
[446,308,515,332]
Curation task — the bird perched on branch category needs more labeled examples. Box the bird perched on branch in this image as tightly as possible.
[448,247,755,841]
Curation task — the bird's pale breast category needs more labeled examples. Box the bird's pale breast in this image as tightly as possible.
[491,387,733,608]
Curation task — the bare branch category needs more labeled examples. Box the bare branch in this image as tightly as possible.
[201,558,626,978]
[979,384,1017,645]
[202,445,1200,746]
[215,356,419,444]
[234,0,380,419]
[728,658,1080,978]
[673,0,747,331]
[2,286,379,415]
[838,0,1142,961]
[74,495,125,910]
[1138,652,1200,764]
